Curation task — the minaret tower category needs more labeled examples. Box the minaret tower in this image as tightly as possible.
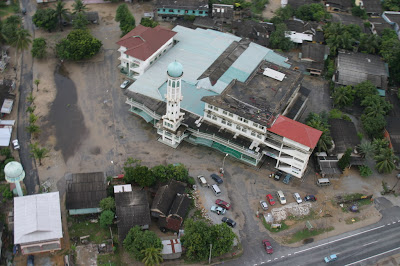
[162,61,184,131]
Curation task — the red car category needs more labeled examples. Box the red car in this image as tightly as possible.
[215,199,231,210]
[266,194,276,206]
[262,239,274,254]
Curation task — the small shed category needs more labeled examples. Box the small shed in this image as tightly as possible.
[66,172,107,215]
[0,126,12,147]
[161,238,182,259]
[1,99,13,115]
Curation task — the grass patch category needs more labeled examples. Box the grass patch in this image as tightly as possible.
[342,193,364,202]
[0,0,19,17]
[286,227,334,244]
[261,216,289,233]
[97,251,124,266]
[287,210,317,221]
[345,217,361,224]
[68,216,116,244]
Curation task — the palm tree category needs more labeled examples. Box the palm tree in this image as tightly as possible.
[372,138,389,154]
[34,79,40,91]
[10,28,32,62]
[375,148,399,174]
[357,140,375,158]
[26,92,35,104]
[359,34,381,54]
[54,0,70,31]
[29,142,49,166]
[363,100,386,118]
[72,0,88,14]
[332,86,354,108]
[306,119,332,152]
[26,123,41,135]
[141,247,163,266]
[29,113,38,124]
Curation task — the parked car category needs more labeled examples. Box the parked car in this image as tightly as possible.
[120,80,130,89]
[260,200,268,210]
[266,194,276,205]
[282,174,292,184]
[293,193,302,204]
[12,139,20,150]
[222,217,236,227]
[27,255,34,266]
[197,175,209,187]
[262,239,274,254]
[274,170,283,181]
[215,199,231,210]
[305,195,317,202]
[324,254,337,263]
[210,205,226,215]
[21,8,26,15]
[276,190,286,204]
[211,173,223,184]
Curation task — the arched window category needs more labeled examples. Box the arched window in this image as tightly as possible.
[172,81,175,88]
[168,80,171,86]
[177,81,180,87]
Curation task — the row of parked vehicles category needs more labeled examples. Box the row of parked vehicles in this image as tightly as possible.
[260,191,317,210]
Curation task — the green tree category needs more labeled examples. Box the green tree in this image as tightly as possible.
[116,4,135,36]
[55,0,70,31]
[72,12,89,30]
[29,142,49,165]
[251,0,269,14]
[357,140,375,159]
[26,123,41,135]
[306,112,332,152]
[26,92,35,104]
[332,85,355,108]
[123,157,141,183]
[383,0,400,11]
[99,197,115,211]
[295,3,329,22]
[56,29,102,60]
[10,28,32,60]
[374,148,399,174]
[181,219,212,261]
[100,210,114,228]
[372,138,389,153]
[210,223,236,257]
[32,9,58,32]
[29,113,38,124]
[72,0,88,14]
[31,38,47,59]
[123,226,162,261]
[359,33,381,54]
[338,148,352,170]
[1,15,22,44]
[270,5,294,24]
[269,23,293,51]
[151,165,168,182]
[359,165,372,177]
[361,95,392,117]
[132,165,155,187]
[34,79,40,91]
[141,247,163,266]
[361,114,386,139]
[324,23,360,55]
[354,81,377,101]
[351,6,367,19]
[0,148,12,158]
[140,18,159,28]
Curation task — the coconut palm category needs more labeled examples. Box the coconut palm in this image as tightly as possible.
[72,0,88,14]
[372,138,389,154]
[29,142,49,166]
[363,100,387,118]
[359,33,381,54]
[54,0,70,31]
[141,247,163,266]
[10,28,32,62]
[306,119,332,152]
[375,148,399,174]
[357,140,375,158]
[332,85,355,108]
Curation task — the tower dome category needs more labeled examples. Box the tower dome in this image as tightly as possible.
[4,161,25,183]
[167,61,183,77]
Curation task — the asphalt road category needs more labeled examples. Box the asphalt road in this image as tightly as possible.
[227,198,400,266]
[17,0,38,194]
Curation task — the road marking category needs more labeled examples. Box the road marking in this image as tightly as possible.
[274,258,278,260]
[294,224,386,254]
[267,260,271,262]
[387,223,391,225]
[393,222,396,224]
[345,246,400,266]
[288,254,292,256]
[281,256,285,258]
[260,262,264,264]
[363,240,378,247]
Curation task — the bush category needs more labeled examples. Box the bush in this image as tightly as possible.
[0,148,12,158]
[116,4,135,36]
[140,18,158,28]
[31,38,47,59]
[32,9,58,32]
[328,109,342,119]
[100,210,114,228]
[351,6,367,19]
[124,226,162,261]
[359,165,372,177]
[183,15,196,21]
[295,3,329,22]
[56,29,102,60]
[338,148,352,170]
[99,197,115,211]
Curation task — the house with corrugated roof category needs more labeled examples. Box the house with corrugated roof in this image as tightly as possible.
[14,192,63,254]
[300,43,330,75]
[123,25,322,178]
[116,25,177,79]
[155,0,209,21]
[66,172,107,215]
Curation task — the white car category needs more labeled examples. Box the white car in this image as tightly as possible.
[12,139,20,150]
[210,205,226,215]
[120,80,130,89]
[260,200,268,210]
[293,193,302,204]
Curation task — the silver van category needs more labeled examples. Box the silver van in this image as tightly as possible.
[211,184,221,196]
[276,190,286,204]
[317,178,331,187]
[197,175,209,187]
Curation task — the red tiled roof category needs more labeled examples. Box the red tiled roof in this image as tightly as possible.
[268,115,322,149]
[116,25,177,61]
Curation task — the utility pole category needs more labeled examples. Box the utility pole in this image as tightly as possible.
[209,243,212,264]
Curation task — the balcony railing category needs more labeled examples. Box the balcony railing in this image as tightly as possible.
[126,98,162,120]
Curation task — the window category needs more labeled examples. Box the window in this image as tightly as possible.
[207,114,211,118]
[163,50,166,53]
[169,9,173,12]
[228,113,233,117]
[163,9,166,12]
[172,81,175,88]
[251,131,256,136]
[199,11,203,14]
[294,157,304,163]
[150,61,153,65]
[158,9,161,11]
[222,119,226,124]
[177,81,180,87]
[253,122,258,127]
[238,117,243,122]
[223,111,228,115]
[257,134,262,139]
[227,122,232,126]
[214,106,219,111]
[205,11,208,14]
[260,125,265,130]
[192,10,195,14]
[212,116,217,120]
[242,128,247,133]
[236,125,241,130]
[243,119,248,123]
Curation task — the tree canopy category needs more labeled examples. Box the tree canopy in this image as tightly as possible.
[268,23,293,51]
[100,210,114,228]
[32,9,58,32]
[1,15,22,45]
[31,37,47,59]
[332,85,355,108]
[99,197,115,211]
[306,112,332,152]
[56,29,102,60]
[295,3,330,22]
[140,18,159,28]
[116,4,135,36]
[123,226,163,261]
